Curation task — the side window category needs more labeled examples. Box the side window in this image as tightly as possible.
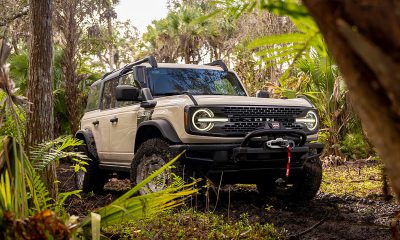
[86,83,101,112]
[101,78,119,110]
[118,72,140,107]
[120,72,139,87]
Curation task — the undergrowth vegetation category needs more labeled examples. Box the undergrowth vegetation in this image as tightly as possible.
[321,163,384,198]
[103,209,281,240]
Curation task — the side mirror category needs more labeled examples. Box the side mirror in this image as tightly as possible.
[255,90,270,98]
[140,88,157,108]
[116,85,140,101]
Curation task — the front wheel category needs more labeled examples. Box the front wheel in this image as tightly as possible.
[74,144,108,194]
[257,157,322,201]
[131,138,190,195]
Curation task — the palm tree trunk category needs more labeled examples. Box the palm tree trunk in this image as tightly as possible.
[107,15,114,70]
[57,0,81,135]
[27,0,57,198]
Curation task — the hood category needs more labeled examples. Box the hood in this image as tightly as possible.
[194,95,312,107]
[154,95,313,108]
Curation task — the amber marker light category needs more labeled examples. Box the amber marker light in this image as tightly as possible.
[184,111,188,129]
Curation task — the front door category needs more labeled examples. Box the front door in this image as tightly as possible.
[108,72,141,164]
[108,105,140,163]
[96,76,119,164]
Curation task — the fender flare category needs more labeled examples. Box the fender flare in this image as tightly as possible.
[75,129,98,159]
[135,120,181,150]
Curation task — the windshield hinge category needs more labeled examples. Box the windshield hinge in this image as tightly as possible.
[205,60,228,71]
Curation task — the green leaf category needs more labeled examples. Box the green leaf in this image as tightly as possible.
[248,33,308,49]
[190,9,222,25]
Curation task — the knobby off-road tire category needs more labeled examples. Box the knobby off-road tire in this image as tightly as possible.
[131,138,192,196]
[257,157,322,201]
[75,144,108,194]
[292,157,323,201]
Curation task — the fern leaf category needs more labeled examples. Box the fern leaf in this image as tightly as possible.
[31,136,88,171]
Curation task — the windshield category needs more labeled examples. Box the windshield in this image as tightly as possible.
[148,68,247,96]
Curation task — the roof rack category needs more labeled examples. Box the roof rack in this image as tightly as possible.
[125,55,158,69]
[205,60,228,71]
[101,68,119,79]
[102,56,158,79]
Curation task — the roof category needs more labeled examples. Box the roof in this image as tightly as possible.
[140,62,229,71]
[99,62,231,83]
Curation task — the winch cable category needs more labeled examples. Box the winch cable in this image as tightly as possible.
[286,146,292,177]
[264,138,294,177]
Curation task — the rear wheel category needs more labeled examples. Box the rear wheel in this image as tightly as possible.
[75,144,108,194]
[257,157,322,201]
[131,138,191,195]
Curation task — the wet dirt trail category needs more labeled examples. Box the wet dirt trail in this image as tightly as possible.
[58,163,398,240]
[212,185,396,240]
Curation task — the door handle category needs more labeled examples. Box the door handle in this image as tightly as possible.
[92,120,99,125]
[110,117,118,123]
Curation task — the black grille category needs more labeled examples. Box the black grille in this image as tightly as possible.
[220,106,305,135]
[223,122,264,133]
[221,106,303,118]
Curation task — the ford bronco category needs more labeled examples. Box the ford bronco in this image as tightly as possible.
[75,56,324,200]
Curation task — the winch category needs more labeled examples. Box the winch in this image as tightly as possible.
[265,138,295,177]
[265,138,295,149]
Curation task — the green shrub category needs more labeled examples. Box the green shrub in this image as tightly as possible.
[0,92,26,137]
[340,132,371,159]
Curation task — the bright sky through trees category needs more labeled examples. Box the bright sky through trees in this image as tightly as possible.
[116,0,169,34]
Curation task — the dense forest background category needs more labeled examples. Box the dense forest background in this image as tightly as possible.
[2,0,399,239]
[0,0,373,160]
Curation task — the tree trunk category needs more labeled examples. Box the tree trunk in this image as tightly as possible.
[56,0,81,134]
[302,0,400,199]
[27,0,57,198]
[64,6,80,135]
[107,14,114,70]
[184,51,190,64]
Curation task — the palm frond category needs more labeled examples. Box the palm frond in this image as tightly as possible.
[249,33,308,48]
[77,151,198,230]
[0,136,29,218]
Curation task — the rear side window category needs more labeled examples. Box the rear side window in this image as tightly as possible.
[86,83,101,112]
[120,72,139,86]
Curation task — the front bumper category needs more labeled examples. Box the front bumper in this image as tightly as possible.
[170,129,324,183]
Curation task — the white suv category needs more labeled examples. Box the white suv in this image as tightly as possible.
[76,56,324,200]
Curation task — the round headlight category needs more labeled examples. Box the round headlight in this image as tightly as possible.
[192,108,214,132]
[304,111,318,131]
[296,110,318,131]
